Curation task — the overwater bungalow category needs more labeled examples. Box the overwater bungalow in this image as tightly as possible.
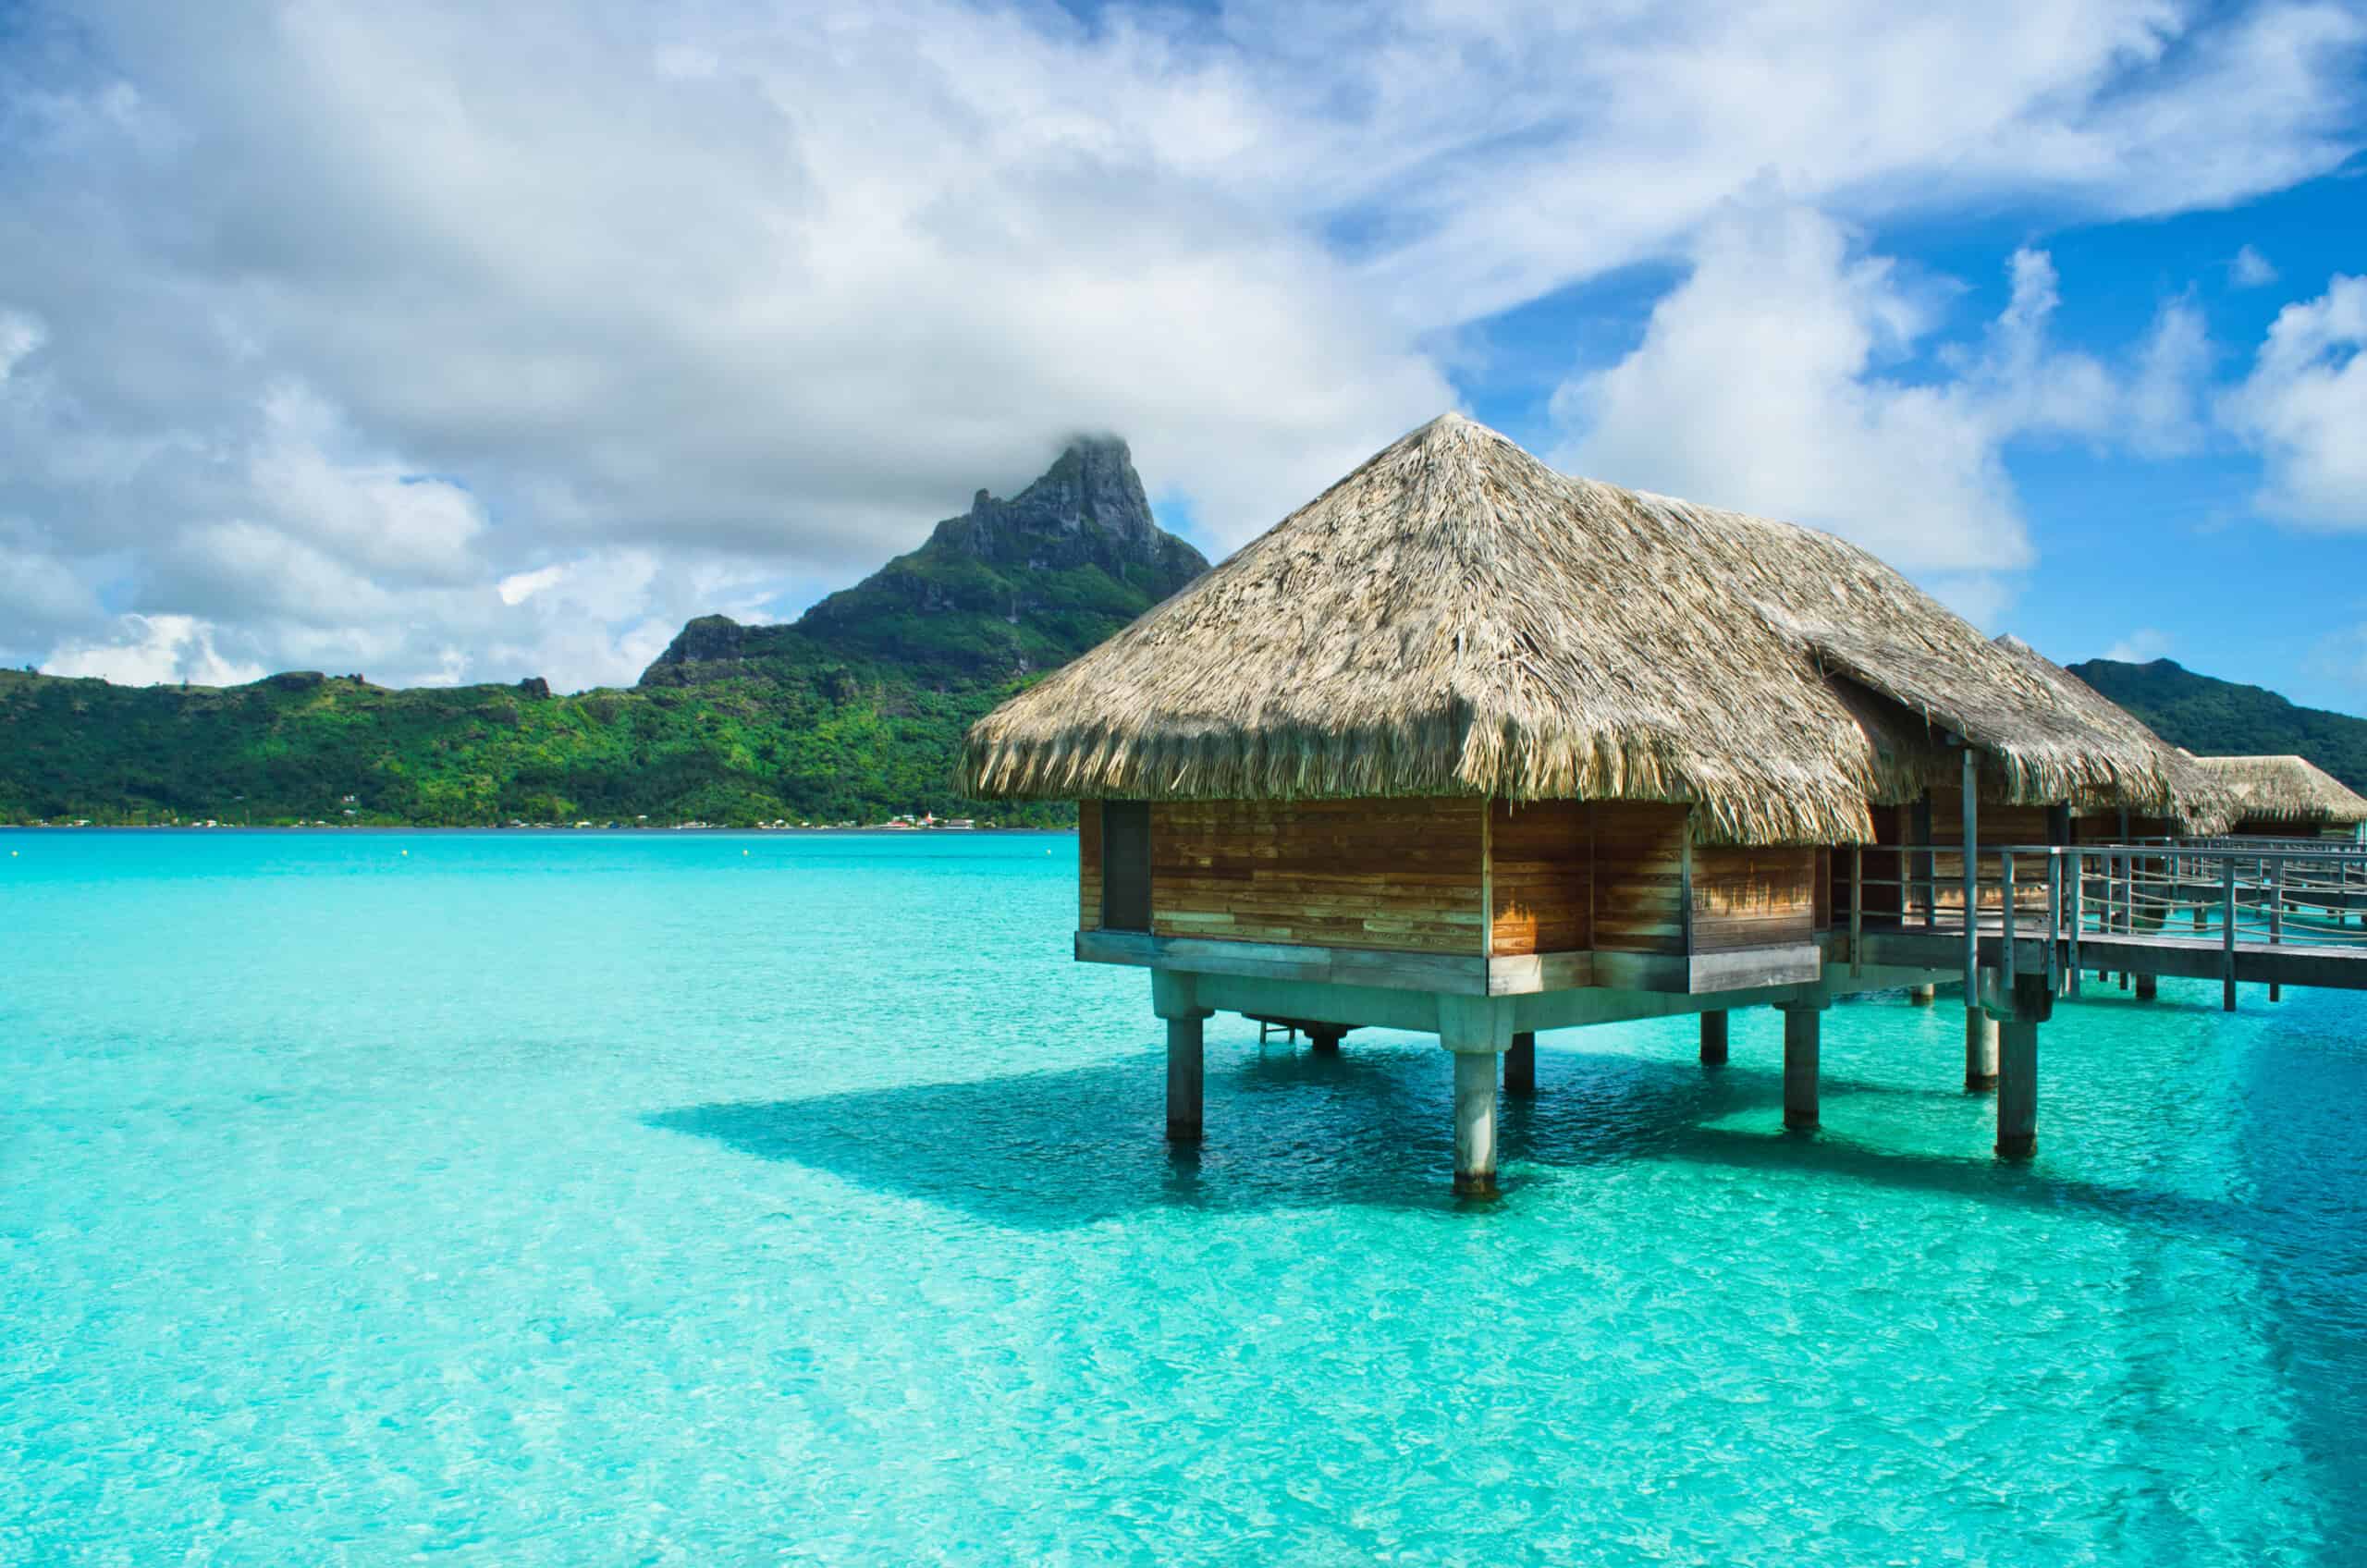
[2192,754,2367,843]
[960,415,2229,1191]
[1995,639,2234,846]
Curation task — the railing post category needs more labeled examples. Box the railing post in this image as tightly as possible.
[2001,853,2017,992]
[2067,847,2083,998]
[2222,858,2238,1012]
[1961,748,1979,1004]
[1849,845,1863,977]
[2046,851,2062,997]
[2269,856,2285,1003]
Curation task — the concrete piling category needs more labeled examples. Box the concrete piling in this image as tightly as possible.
[1965,1011,1998,1092]
[1453,1050,1500,1196]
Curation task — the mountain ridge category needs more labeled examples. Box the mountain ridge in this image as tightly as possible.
[2067,657,2367,791]
[0,437,1208,826]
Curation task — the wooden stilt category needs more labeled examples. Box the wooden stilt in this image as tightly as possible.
[2134,974,2157,1001]
[1996,1019,2037,1158]
[1453,1049,1499,1196]
[1699,1011,1729,1066]
[1165,1015,1204,1145]
[1990,972,2050,1159]
[1907,984,1935,1006]
[1153,971,1211,1145]
[1780,1002,1821,1131]
[1505,1031,1537,1096]
[1307,1026,1343,1055]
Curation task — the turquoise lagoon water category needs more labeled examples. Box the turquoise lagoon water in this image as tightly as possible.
[3,829,2362,1565]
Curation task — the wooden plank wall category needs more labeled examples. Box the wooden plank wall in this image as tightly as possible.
[1077,799,1102,931]
[1149,799,1487,954]
[1592,802,1688,954]
[1690,844,1817,952]
[1490,800,1591,956]
[1931,788,2057,913]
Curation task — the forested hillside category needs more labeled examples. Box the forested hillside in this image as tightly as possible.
[2068,658,2367,791]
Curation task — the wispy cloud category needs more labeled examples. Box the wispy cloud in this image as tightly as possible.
[2231,245,2281,288]
[2103,628,2173,662]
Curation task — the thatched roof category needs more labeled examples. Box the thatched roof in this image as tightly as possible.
[962,414,2195,845]
[1988,637,2237,835]
[2192,754,2367,826]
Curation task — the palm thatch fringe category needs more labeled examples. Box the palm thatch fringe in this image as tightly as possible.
[2192,754,2367,825]
[1984,637,2236,834]
[963,414,2202,846]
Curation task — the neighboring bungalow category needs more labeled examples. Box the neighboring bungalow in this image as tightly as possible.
[961,415,2217,1191]
[2192,754,2367,843]
[1994,639,2234,845]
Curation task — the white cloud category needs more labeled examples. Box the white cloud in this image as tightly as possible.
[244,386,487,584]
[1549,204,2204,605]
[2103,628,2173,661]
[2231,245,2280,288]
[0,308,43,381]
[2126,299,2213,457]
[0,0,2361,686]
[2222,274,2367,528]
[1314,0,2367,328]
[497,564,568,606]
[45,614,265,687]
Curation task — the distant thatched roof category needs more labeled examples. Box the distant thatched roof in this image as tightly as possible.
[962,414,2196,845]
[1988,637,2236,835]
[2192,754,2367,825]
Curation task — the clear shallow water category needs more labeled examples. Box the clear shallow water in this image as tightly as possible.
[3,829,2362,1565]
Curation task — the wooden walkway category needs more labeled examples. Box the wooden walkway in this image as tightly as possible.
[1841,839,2367,1008]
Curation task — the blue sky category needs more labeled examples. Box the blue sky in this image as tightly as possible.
[1,0,2362,706]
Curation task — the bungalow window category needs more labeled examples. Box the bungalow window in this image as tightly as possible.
[1101,801,1152,932]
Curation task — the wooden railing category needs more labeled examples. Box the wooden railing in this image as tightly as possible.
[1834,841,2367,1008]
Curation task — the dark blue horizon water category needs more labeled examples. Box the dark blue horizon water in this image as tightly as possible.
[4,829,2362,1563]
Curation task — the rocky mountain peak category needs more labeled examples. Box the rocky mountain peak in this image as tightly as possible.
[640,431,1209,688]
[934,434,1163,562]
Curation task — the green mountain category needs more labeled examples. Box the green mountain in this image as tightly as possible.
[0,437,1208,827]
[2067,657,2367,791]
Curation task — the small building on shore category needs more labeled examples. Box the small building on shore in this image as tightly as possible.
[961,414,2225,1190]
[2194,754,2367,842]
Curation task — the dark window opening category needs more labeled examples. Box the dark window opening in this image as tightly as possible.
[1101,801,1151,932]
